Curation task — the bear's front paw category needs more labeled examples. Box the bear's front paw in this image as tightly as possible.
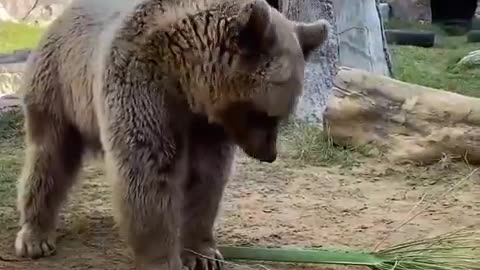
[182,247,224,270]
[15,223,56,258]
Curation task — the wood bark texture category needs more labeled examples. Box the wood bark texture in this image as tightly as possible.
[323,66,480,165]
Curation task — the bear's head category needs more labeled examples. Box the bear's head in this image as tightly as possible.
[211,0,330,162]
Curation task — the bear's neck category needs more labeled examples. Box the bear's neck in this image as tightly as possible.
[115,0,250,116]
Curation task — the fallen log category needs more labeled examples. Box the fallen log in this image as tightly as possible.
[323,66,480,164]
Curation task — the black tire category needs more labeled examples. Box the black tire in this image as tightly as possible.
[467,30,480,43]
[0,49,31,64]
[385,29,435,48]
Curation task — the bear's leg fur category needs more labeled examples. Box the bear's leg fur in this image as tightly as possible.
[101,79,189,269]
[108,131,187,270]
[181,116,235,270]
[16,103,85,258]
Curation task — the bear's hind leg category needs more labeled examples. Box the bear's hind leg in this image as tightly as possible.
[181,117,236,270]
[15,106,85,258]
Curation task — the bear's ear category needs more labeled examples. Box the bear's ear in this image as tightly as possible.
[295,19,330,60]
[237,0,274,53]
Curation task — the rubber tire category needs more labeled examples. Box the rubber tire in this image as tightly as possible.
[467,30,480,43]
[0,49,31,64]
[385,29,435,48]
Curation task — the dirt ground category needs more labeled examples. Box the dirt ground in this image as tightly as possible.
[0,148,478,270]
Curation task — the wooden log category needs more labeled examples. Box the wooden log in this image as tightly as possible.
[323,66,480,165]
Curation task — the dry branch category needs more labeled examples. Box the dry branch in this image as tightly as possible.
[323,66,480,164]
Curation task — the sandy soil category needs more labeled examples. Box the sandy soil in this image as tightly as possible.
[0,151,478,270]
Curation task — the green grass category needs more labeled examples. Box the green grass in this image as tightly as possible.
[391,34,480,97]
[0,111,24,226]
[391,41,480,97]
[280,121,372,168]
[0,22,44,53]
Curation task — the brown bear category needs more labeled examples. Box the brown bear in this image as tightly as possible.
[14,0,330,269]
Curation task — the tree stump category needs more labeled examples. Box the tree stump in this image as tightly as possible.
[323,66,480,165]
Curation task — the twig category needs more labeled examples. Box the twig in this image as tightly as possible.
[373,167,480,252]
[374,193,427,251]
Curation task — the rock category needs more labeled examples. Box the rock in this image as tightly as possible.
[0,2,16,21]
[280,0,339,123]
[324,66,480,165]
[457,49,480,68]
[387,0,431,22]
[378,3,391,22]
[278,0,394,123]
[0,0,70,23]
[333,0,393,77]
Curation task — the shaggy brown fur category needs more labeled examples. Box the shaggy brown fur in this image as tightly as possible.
[14,0,330,269]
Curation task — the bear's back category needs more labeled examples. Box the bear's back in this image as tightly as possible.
[22,0,143,149]
[45,0,140,94]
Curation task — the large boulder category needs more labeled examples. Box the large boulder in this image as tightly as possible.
[0,0,70,23]
[333,0,393,77]
[280,0,339,123]
[0,2,16,21]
